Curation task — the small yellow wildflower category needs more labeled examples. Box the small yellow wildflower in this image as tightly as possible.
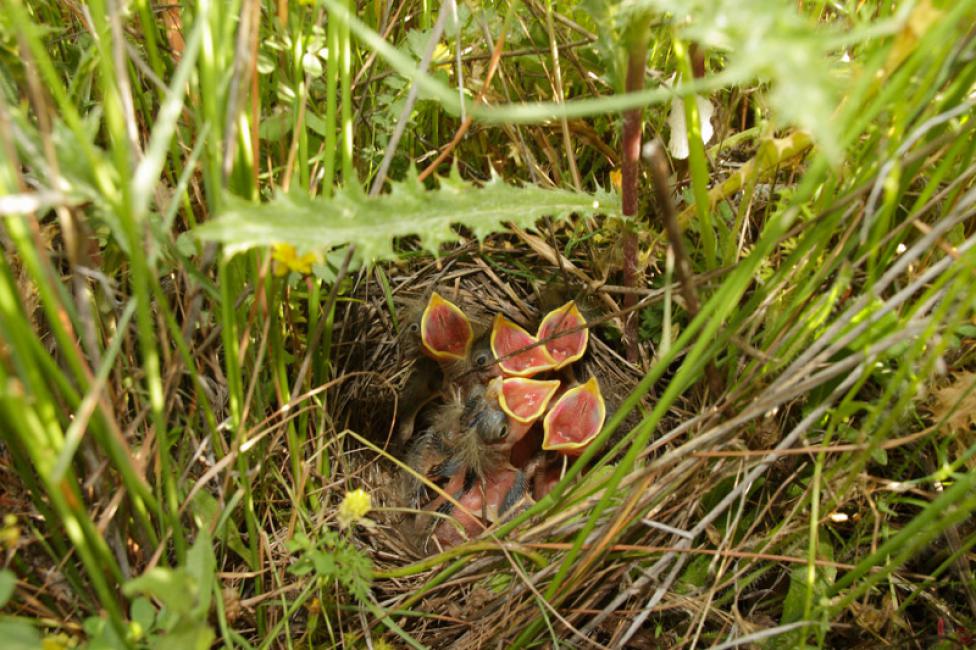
[337,488,372,529]
[271,243,319,277]
[609,169,622,192]
[432,42,452,72]
[1,514,20,549]
[41,634,73,650]
[306,597,321,616]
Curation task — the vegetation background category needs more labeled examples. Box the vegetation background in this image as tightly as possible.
[1,0,975,647]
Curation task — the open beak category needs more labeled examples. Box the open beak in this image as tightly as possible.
[537,301,589,369]
[499,377,560,422]
[420,292,474,361]
[490,314,557,377]
[497,377,561,444]
[542,377,606,456]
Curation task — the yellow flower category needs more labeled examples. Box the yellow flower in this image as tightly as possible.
[337,488,372,528]
[306,597,321,616]
[41,634,73,650]
[432,42,452,72]
[271,243,319,277]
[609,169,622,192]
[1,514,20,549]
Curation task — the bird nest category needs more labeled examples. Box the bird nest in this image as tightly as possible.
[330,239,648,442]
[326,235,652,548]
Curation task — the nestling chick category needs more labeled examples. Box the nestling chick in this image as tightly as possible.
[394,290,491,363]
[394,291,499,443]
[395,333,500,444]
[394,355,444,444]
[428,381,509,481]
[441,334,500,389]
[400,381,506,505]
[401,426,452,509]
[432,466,529,547]
[402,380,517,545]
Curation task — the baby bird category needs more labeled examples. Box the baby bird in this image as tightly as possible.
[403,382,507,502]
[443,334,501,390]
[394,355,444,445]
[395,332,500,444]
[434,381,509,478]
[403,380,527,547]
[432,466,528,547]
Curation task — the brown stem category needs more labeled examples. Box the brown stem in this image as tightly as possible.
[645,140,724,397]
[620,40,648,364]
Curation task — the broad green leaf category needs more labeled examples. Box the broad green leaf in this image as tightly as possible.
[0,569,15,607]
[781,566,809,625]
[123,568,195,616]
[301,51,323,77]
[193,170,619,263]
[130,596,157,633]
[0,620,40,650]
[186,530,215,617]
[676,554,710,592]
[189,491,249,566]
[82,615,127,650]
[156,623,215,650]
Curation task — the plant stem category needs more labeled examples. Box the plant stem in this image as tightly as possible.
[620,17,650,363]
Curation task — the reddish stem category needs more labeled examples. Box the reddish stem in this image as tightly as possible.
[621,43,647,364]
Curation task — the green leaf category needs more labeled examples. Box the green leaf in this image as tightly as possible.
[156,623,215,650]
[0,569,16,607]
[130,596,157,633]
[123,568,195,616]
[781,566,809,624]
[82,615,127,650]
[336,545,373,602]
[186,530,215,617]
[258,109,291,141]
[189,491,249,565]
[676,555,711,592]
[301,51,323,77]
[310,550,338,578]
[193,170,619,264]
[286,532,311,552]
[0,620,41,650]
[782,535,835,647]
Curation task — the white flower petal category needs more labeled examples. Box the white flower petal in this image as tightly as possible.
[667,95,715,160]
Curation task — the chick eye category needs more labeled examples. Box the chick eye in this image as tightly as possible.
[406,322,420,334]
[473,350,492,367]
[491,423,508,443]
[478,421,506,443]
